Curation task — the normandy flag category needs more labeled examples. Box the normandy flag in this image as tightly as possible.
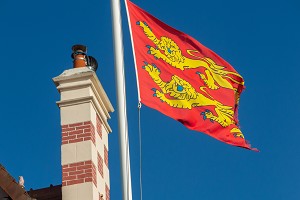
[125,0,257,151]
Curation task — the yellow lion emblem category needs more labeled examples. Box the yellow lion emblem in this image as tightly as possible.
[143,62,240,128]
[136,21,244,93]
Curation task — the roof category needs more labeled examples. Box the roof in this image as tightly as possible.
[27,185,61,200]
[0,164,33,200]
[0,164,62,200]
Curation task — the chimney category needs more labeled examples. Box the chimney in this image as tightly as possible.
[53,45,114,200]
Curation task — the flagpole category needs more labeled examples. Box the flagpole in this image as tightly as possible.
[110,0,133,200]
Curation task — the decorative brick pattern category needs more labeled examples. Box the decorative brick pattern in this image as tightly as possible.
[105,184,110,200]
[104,145,108,167]
[96,115,102,139]
[62,160,97,187]
[97,152,104,178]
[61,121,95,145]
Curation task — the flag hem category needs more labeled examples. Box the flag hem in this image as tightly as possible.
[124,0,141,102]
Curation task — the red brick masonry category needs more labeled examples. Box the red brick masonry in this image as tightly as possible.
[62,160,97,187]
[105,184,110,200]
[97,152,104,178]
[104,145,108,167]
[96,115,102,139]
[61,121,95,145]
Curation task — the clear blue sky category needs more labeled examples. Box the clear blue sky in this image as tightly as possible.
[1,0,299,199]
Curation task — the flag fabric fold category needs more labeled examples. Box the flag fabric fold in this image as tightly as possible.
[125,0,257,151]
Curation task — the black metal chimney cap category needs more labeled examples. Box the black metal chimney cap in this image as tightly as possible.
[86,56,98,72]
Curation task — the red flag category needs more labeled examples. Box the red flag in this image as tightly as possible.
[126,0,257,151]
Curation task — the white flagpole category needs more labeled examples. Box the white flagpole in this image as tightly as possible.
[110,0,133,200]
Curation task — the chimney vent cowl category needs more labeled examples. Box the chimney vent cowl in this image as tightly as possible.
[71,44,98,72]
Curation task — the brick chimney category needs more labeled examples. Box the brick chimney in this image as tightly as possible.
[53,45,114,200]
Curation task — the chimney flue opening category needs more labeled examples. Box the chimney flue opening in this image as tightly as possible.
[71,44,87,58]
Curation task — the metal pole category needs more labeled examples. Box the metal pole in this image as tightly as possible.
[110,0,133,200]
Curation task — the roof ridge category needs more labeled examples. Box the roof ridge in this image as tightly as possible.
[0,164,34,200]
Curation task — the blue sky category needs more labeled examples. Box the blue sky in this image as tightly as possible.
[1,0,300,199]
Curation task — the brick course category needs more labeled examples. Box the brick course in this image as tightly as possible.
[61,121,95,145]
[62,160,97,187]
[104,145,108,167]
[96,115,102,139]
[97,152,104,178]
[105,184,110,200]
